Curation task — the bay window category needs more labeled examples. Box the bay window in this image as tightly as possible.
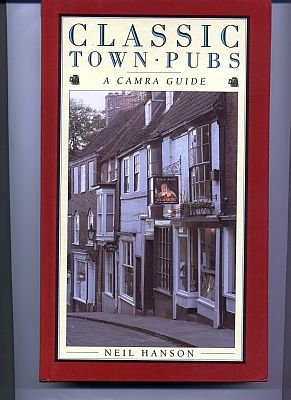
[178,235,188,291]
[96,187,115,241]
[199,228,216,302]
[177,228,198,293]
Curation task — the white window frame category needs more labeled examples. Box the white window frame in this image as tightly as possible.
[198,227,220,306]
[73,166,78,194]
[177,230,189,293]
[88,160,94,190]
[145,100,152,125]
[133,152,140,192]
[80,164,86,193]
[73,210,80,245]
[189,125,211,201]
[120,239,135,303]
[107,161,112,182]
[156,227,172,293]
[73,253,95,304]
[114,158,118,180]
[123,157,129,193]
[73,256,87,303]
[105,251,114,296]
[96,187,115,241]
[223,227,236,298]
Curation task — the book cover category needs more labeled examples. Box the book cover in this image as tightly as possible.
[40,0,270,382]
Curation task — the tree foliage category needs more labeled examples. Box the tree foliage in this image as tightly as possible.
[69,98,105,157]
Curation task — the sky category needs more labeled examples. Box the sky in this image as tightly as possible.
[70,90,121,111]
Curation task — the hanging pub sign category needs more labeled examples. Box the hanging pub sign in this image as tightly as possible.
[154,176,179,205]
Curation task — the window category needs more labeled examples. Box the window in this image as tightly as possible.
[75,261,86,300]
[134,153,139,191]
[101,163,108,182]
[73,166,78,194]
[108,159,116,181]
[200,228,216,302]
[87,209,94,244]
[88,161,94,190]
[80,164,86,192]
[124,158,129,193]
[122,241,134,299]
[177,228,198,293]
[105,252,114,295]
[145,100,152,125]
[223,227,236,295]
[156,227,172,292]
[73,211,80,244]
[107,161,111,182]
[96,188,115,241]
[106,194,114,232]
[88,209,94,229]
[114,158,118,180]
[178,235,188,291]
[189,125,211,200]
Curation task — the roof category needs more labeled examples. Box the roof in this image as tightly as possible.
[152,91,220,137]
[70,91,221,164]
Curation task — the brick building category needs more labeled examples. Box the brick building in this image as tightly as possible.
[146,92,238,328]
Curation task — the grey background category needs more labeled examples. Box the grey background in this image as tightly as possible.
[7,3,291,399]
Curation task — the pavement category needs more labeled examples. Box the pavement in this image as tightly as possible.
[67,311,235,348]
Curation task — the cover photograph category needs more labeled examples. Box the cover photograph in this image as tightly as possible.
[40,0,270,382]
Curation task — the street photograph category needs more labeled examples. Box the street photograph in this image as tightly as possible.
[66,90,239,349]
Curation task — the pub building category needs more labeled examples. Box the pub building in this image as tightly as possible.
[147,91,238,329]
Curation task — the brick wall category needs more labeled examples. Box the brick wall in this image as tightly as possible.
[70,155,97,250]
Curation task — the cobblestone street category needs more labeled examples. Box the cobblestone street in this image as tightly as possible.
[67,312,235,348]
[67,317,180,347]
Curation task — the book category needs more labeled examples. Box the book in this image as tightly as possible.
[40,0,270,382]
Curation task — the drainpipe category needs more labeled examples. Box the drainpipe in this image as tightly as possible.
[219,222,224,328]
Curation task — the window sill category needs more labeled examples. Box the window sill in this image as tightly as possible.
[177,290,198,298]
[104,292,114,299]
[153,288,172,297]
[224,293,236,300]
[197,297,215,308]
[119,294,134,306]
[73,297,86,304]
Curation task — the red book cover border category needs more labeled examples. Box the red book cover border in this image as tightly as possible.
[40,0,270,382]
